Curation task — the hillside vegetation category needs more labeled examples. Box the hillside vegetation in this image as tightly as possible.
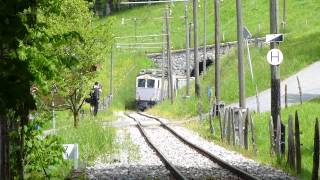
[95,1,320,179]
[99,0,320,112]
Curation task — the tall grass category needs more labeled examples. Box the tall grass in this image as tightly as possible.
[183,99,320,179]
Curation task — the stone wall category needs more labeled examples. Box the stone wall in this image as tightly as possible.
[147,38,265,76]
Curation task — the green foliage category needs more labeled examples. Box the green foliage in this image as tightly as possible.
[57,113,116,164]
[24,114,64,179]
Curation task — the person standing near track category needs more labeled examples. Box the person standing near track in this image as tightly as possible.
[92,82,102,116]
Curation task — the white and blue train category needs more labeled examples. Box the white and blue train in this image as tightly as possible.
[135,69,190,110]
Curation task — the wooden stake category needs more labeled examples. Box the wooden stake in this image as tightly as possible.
[276,115,282,156]
[295,111,302,173]
[250,113,258,155]
[297,76,303,104]
[285,84,288,108]
[312,118,319,180]
[287,115,295,169]
[269,116,275,155]
[227,108,232,144]
[244,109,249,150]
[232,108,236,146]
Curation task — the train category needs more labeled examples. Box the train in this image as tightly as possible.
[135,69,191,110]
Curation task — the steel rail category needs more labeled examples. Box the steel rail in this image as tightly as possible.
[137,112,260,180]
[124,113,188,180]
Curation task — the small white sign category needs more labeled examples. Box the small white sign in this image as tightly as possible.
[63,144,75,160]
[266,34,284,43]
[63,144,79,169]
[267,49,283,66]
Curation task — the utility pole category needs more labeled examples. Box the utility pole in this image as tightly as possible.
[184,1,190,97]
[110,46,113,97]
[236,0,245,108]
[214,0,221,105]
[165,8,174,103]
[270,0,281,143]
[193,0,200,97]
[134,18,137,44]
[282,0,286,33]
[161,13,166,100]
[203,0,207,75]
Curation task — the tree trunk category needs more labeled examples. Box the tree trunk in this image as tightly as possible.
[0,114,10,180]
[17,108,28,180]
[73,112,79,128]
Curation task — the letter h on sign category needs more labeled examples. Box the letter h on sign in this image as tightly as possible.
[271,51,280,63]
[267,49,283,66]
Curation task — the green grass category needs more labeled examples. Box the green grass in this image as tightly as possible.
[40,109,116,179]
[182,99,320,179]
[98,0,320,115]
[252,100,320,179]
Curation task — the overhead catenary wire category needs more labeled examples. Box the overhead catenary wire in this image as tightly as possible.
[120,0,188,5]
[120,16,186,21]
[116,46,162,49]
[117,42,166,46]
[115,34,167,39]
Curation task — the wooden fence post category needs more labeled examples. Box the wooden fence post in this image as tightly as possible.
[218,107,223,140]
[232,108,236,146]
[244,108,249,150]
[287,115,295,169]
[223,108,229,141]
[297,76,303,105]
[238,110,244,147]
[276,115,282,156]
[285,84,288,108]
[209,107,215,135]
[250,113,257,155]
[269,116,275,155]
[227,108,232,144]
[295,111,302,174]
[312,118,319,180]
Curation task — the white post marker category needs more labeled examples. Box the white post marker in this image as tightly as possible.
[63,144,79,169]
[267,49,283,66]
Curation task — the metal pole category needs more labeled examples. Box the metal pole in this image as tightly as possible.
[282,0,286,33]
[270,0,281,138]
[203,0,207,75]
[161,13,166,100]
[184,1,190,97]
[51,90,55,130]
[193,0,200,97]
[166,8,174,103]
[214,0,221,105]
[236,0,245,108]
[134,18,137,44]
[110,46,113,97]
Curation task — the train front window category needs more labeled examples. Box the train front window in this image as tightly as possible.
[138,79,146,87]
[147,79,155,88]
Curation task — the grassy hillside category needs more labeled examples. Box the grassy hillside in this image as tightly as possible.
[95,0,320,113]
[146,0,320,118]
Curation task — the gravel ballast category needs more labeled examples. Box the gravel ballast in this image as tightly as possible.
[87,112,296,180]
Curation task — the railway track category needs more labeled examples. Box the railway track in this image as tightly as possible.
[125,112,259,180]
